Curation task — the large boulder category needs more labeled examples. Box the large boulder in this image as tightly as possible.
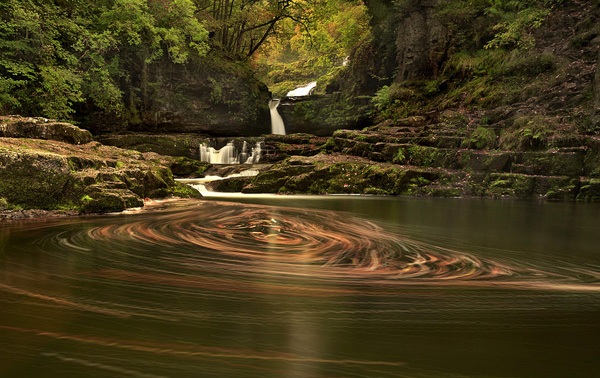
[0,147,80,209]
[0,116,93,144]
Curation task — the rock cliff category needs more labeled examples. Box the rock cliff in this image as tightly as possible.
[80,53,271,137]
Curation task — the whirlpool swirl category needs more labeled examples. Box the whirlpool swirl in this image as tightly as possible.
[71,199,516,282]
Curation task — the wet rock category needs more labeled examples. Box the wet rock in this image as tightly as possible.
[81,188,144,213]
[208,177,254,192]
[577,179,600,201]
[170,157,211,177]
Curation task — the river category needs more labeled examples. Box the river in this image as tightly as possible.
[0,196,599,377]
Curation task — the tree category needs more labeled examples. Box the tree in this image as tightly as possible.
[195,0,319,57]
[0,0,210,120]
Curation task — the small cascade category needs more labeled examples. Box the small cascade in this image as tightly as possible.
[178,169,260,196]
[287,81,317,97]
[199,141,263,164]
[244,141,262,164]
[269,99,286,135]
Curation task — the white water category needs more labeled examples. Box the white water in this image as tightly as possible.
[269,99,286,135]
[238,141,262,164]
[177,169,260,196]
[286,81,317,97]
[199,141,263,164]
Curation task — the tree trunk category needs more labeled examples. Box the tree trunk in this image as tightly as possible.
[594,50,600,110]
[142,59,148,111]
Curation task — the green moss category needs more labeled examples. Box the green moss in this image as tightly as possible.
[322,137,338,152]
[170,182,203,199]
[428,187,463,197]
[170,157,211,177]
[499,116,565,151]
[462,126,497,150]
[502,52,557,77]
[577,179,600,201]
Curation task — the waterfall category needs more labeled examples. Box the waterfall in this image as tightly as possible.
[269,99,286,135]
[199,141,263,164]
[287,81,317,97]
[244,141,262,164]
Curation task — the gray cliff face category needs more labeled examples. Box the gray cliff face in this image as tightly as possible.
[137,62,271,137]
[394,0,446,81]
[358,0,446,87]
[82,54,271,137]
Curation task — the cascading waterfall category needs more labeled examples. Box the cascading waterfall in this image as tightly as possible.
[199,141,263,164]
[287,81,317,97]
[239,140,262,164]
[269,99,286,135]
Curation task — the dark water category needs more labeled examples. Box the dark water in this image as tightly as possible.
[1,196,599,378]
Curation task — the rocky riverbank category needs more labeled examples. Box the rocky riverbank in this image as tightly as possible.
[0,117,203,217]
[202,115,600,201]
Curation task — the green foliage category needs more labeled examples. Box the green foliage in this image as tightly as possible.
[393,149,406,164]
[254,0,370,96]
[0,0,210,120]
[498,115,571,150]
[372,85,391,111]
[463,126,498,150]
[437,0,562,51]
[485,6,550,50]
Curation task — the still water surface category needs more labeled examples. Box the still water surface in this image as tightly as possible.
[0,196,599,377]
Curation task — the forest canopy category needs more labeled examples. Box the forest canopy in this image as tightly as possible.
[0,0,212,120]
[0,0,370,120]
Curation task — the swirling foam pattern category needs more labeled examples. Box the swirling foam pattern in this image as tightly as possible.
[78,199,516,282]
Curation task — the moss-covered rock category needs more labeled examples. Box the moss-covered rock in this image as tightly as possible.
[81,51,271,137]
[0,116,93,144]
[170,157,211,177]
[208,177,254,192]
[518,150,585,177]
[0,135,201,214]
[484,173,577,199]
[239,154,461,196]
[81,189,144,213]
[0,148,82,209]
[98,133,203,159]
[262,134,328,162]
[577,179,600,201]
